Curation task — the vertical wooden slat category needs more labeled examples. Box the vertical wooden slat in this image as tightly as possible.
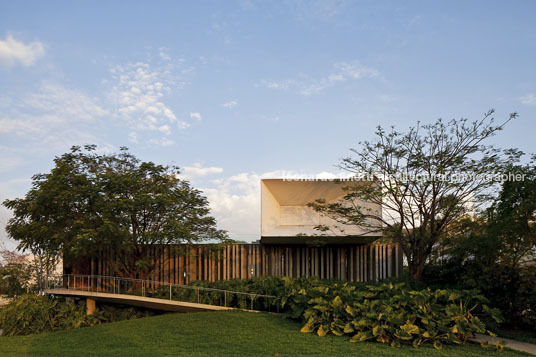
[203,249,208,281]
[188,248,195,284]
[178,253,184,285]
[169,246,175,284]
[349,247,354,282]
[223,245,228,280]
[257,245,261,277]
[228,245,232,279]
[374,245,379,282]
[315,247,319,278]
[174,249,179,284]
[326,247,333,279]
[241,245,247,279]
[320,248,324,279]
[357,246,361,282]
[156,246,161,283]
[302,248,306,278]
[212,249,216,282]
[163,247,169,284]
[364,246,368,282]
[91,243,403,286]
[387,244,392,278]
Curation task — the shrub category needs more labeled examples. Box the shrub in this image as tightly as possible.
[0,294,157,336]
[281,280,502,349]
[0,294,90,336]
[423,262,536,330]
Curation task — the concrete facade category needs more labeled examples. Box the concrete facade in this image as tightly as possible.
[261,179,381,243]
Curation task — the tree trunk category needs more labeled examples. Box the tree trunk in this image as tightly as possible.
[408,259,426,281]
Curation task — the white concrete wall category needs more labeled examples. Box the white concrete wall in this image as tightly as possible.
[260,181,281,236]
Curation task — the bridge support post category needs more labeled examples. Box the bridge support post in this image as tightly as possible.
[86,298,96,315]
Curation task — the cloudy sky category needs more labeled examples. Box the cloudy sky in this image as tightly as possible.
[1,0,535,249]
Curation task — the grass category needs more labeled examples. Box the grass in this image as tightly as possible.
[0,310,530,356]
[498,329,536,345]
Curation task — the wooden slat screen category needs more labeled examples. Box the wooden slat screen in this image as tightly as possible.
[82,243,403,283]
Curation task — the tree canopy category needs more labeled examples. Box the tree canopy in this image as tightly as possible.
[3,145,228,279]
[486,153,536,266]
[309,110,518,280]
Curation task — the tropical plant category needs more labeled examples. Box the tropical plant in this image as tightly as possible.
[282,280,503,350]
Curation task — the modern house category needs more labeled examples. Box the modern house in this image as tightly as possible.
[66,179,402,284]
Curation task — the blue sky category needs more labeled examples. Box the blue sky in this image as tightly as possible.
[1,0,535,249]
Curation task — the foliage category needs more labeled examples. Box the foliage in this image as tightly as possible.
[486,153,536,267]
[423,160,536,330]
[423,260,536,331]
[0,294,156,336]
[0,294,90,336]
[281,279,502,350]
[0,310,519,357]
[3,145,228,280]
[308,110,517,280]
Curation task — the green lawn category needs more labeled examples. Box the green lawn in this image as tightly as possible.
[498,329,536,345]
[0,310,529,356]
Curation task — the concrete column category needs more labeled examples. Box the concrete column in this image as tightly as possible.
[86,298,96,315]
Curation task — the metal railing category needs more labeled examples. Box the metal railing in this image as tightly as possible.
[46,274,279,312]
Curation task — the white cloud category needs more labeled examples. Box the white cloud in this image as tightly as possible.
[259,61,381,95]
[0,34,45,67]
[147,137,175,147]
[128,131,138,143]
[222,100,237,109]
[0,177,33,250]
[0,82,108,147]
[178,121,191,129]
[0,205,16,250]
[158,47,171,61]
[109,59,193,146]
[190,112,202,120]
[0,151,21,173]
[181,163,224,179]
[198,170,344,240]
[520,93,536,106]
[199,172,265,239]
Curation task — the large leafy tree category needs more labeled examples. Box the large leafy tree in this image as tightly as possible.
[309,110,517,280]
[3,145,227,279]
[486,153,536,267]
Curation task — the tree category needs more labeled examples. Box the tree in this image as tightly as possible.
[486,153,536,267]
[309,110,517,280]
[421,159,536,328]
[3,145,228,280]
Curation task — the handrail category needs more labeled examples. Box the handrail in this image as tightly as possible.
[46,274,279,312]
